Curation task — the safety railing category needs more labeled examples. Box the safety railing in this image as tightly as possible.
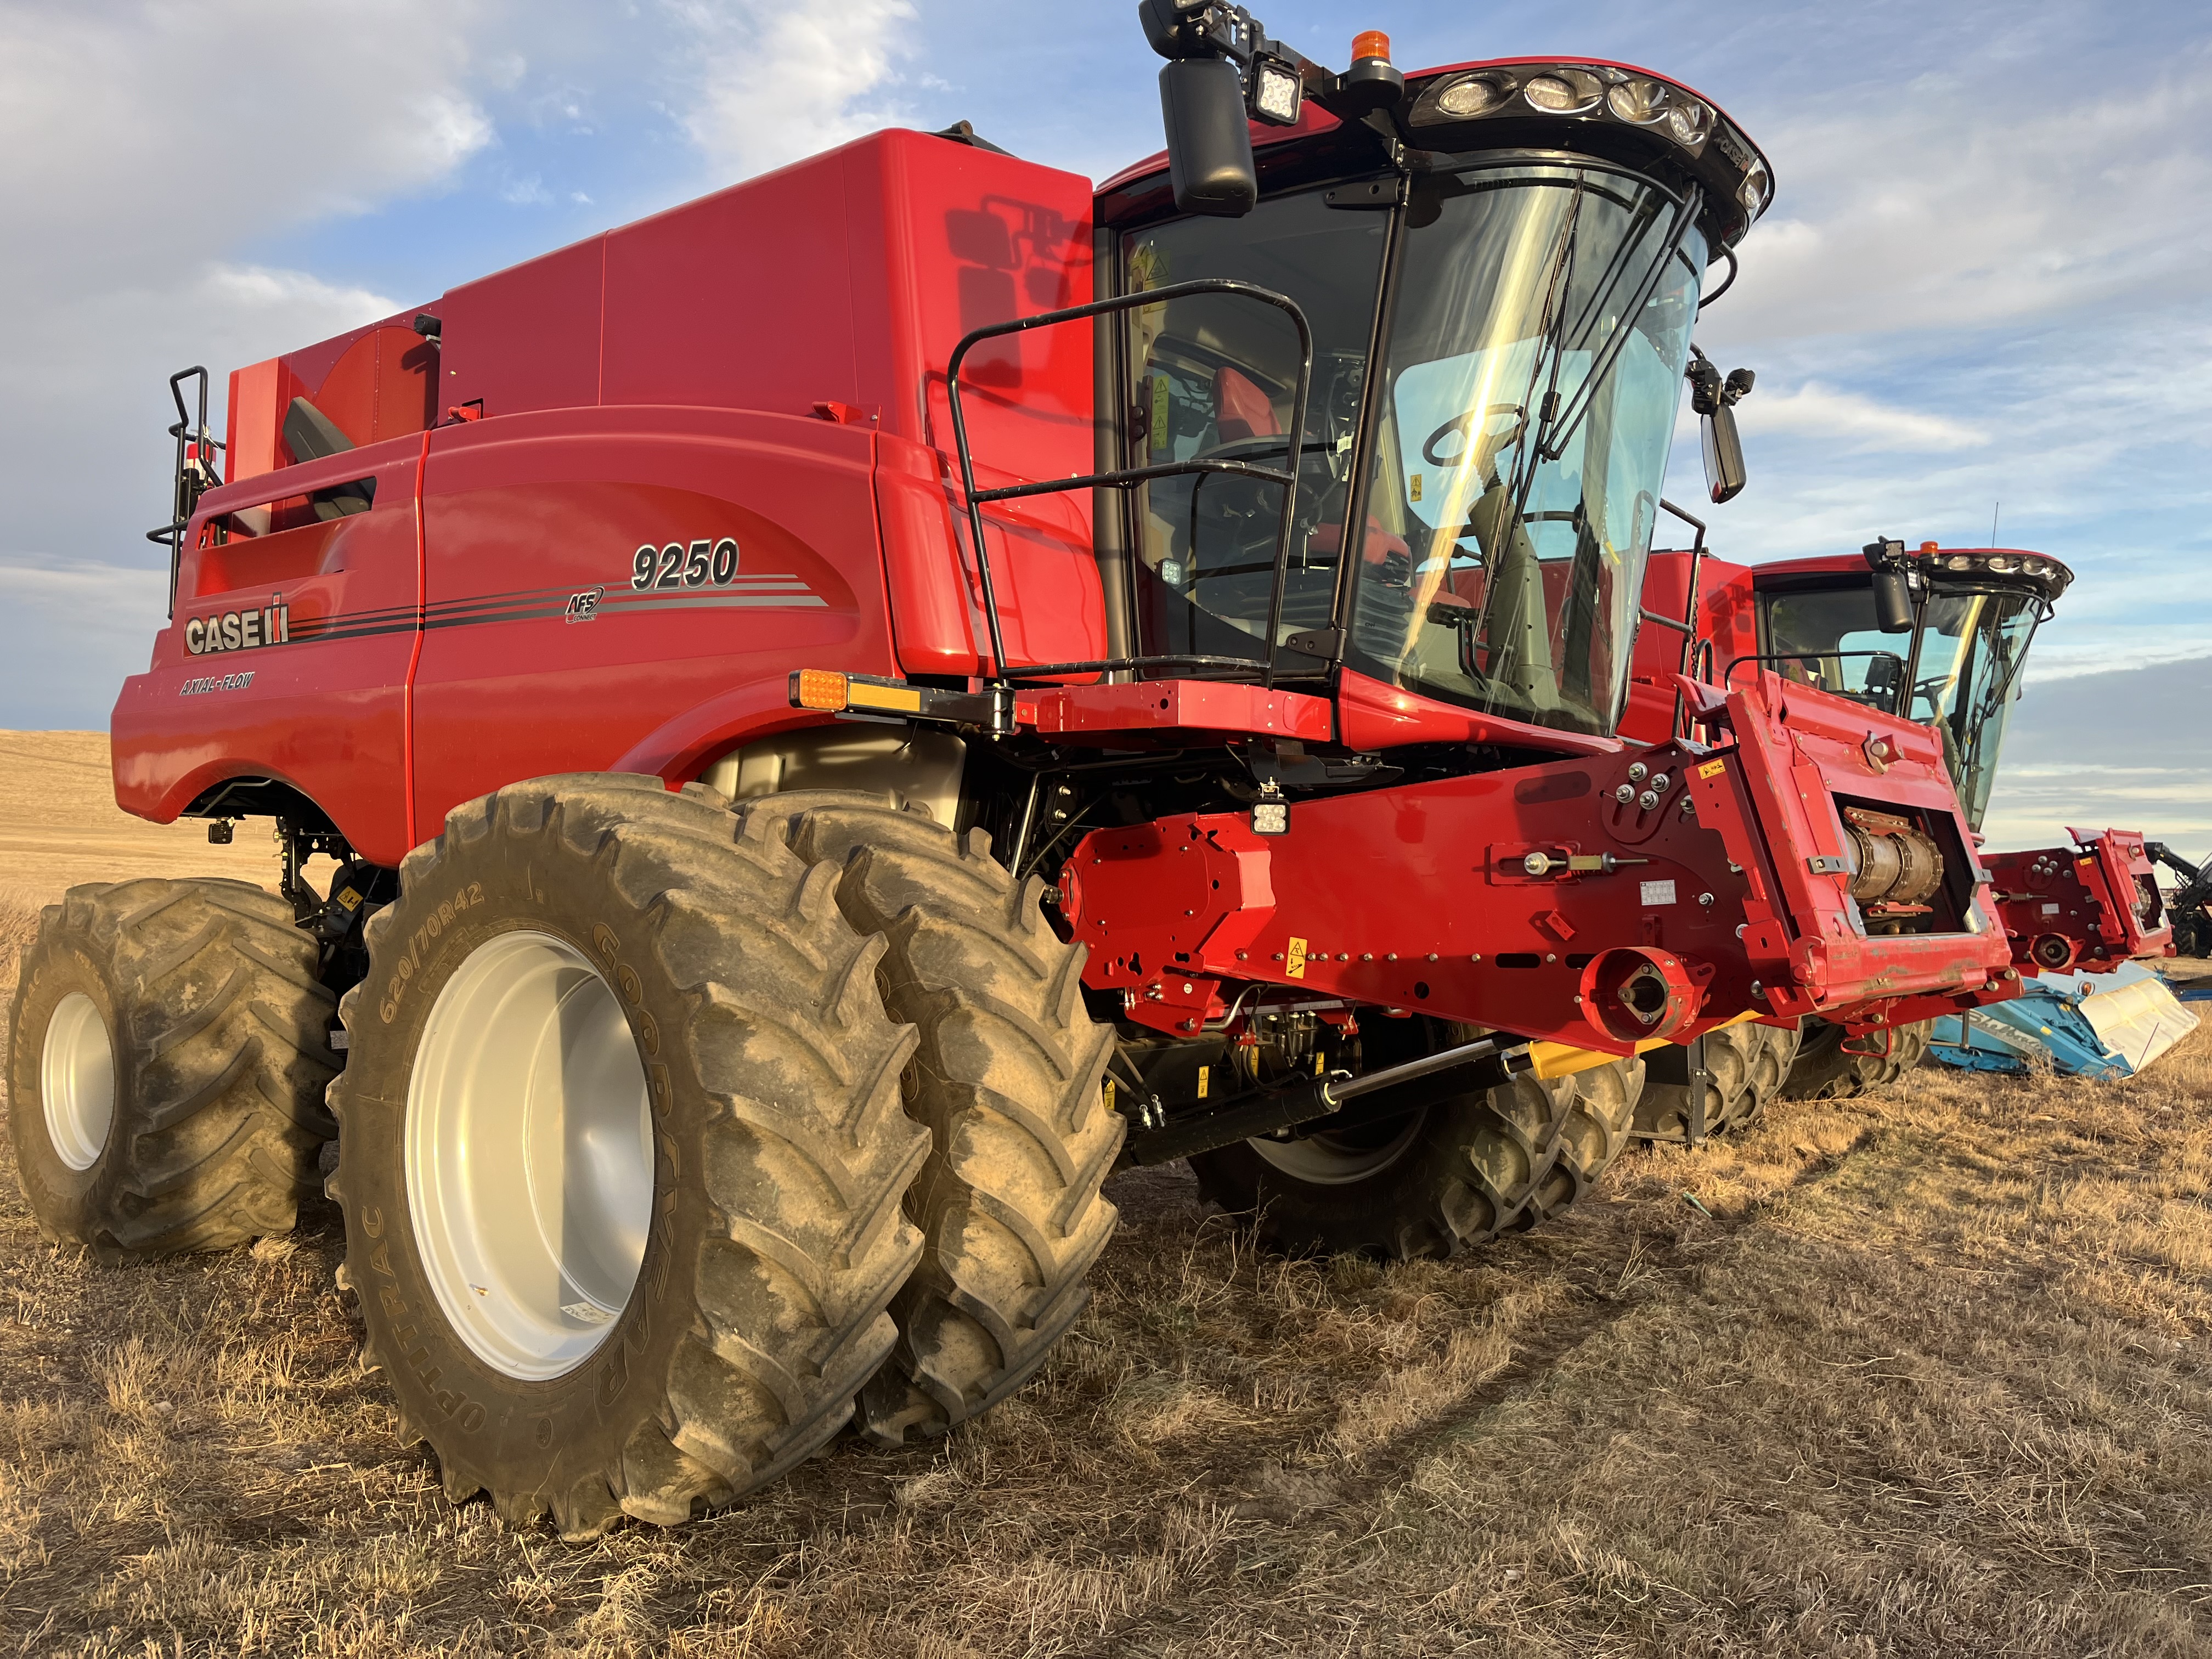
[945,278,1312,689]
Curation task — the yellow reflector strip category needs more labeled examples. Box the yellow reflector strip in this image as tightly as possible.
[847,681,923,713]
[794,669,850,711]
[1531,1011,1765,1079]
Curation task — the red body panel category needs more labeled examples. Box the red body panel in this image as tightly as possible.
[114,437,425,864]
[1061,672,2013,1049]
[1621,550,1756,746]
[114,129,1104,847]
[410,408,886,844]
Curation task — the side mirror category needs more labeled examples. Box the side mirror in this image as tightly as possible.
[1862,536,1916,632]
[1701,399,1746,505]
[1159,57,1257,217]
[1871,567,1915,633]
[1686,348,1752,504]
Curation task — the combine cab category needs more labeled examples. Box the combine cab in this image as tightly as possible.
[5,4,2027,1534]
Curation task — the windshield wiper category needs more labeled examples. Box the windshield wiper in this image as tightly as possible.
[1536,182,1704,462]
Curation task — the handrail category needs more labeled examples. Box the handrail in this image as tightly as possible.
[945,277,1313,689]
[1652,496,1707,739]
[1723,649,1909,715]
[150,366,220,619]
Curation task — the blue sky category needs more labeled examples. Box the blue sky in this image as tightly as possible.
[2,0,2206,852]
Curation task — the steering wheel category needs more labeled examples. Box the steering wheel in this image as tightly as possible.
[1422,404,1526,470]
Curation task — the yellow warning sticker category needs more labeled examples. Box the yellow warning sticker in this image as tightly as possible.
[1103,1077,1115,1112]
[1697,759,1727,780]
[1197,1065,1210,1099]
[1313,1050,1325,1076]
[1285,935,1308,979]
[1409,472,1423,502]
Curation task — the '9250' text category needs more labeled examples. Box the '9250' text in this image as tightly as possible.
[633,539,740,590]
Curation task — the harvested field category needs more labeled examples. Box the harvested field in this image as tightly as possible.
[1,737,2209,1656]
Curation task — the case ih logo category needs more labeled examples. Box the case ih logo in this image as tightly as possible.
[185,603,290,656]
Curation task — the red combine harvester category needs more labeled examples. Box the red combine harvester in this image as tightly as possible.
[1624,536,2172,1107]
[8,5,2015,1534]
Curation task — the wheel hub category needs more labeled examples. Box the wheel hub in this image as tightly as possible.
[405,929,654,1381]
[41,992,115,1172]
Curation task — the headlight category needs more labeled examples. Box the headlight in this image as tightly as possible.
[1944,554,1973,571]
[1437,72,1513,117]
[1985,555,2018,573]
[2021,558,2047,576]
[1605,77,1668,123]
[1523,69,1600,114]
[1665,98,1710,147]
[1739,162,1770,213]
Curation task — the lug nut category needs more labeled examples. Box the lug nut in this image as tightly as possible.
[1638,790,1660,811]
[1615,783,1636,803]
[1697,892,1714,908]
[1628,762,1648,782]
[1649,774,1669,791]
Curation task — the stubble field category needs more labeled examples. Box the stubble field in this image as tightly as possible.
[0,731,2208,1657]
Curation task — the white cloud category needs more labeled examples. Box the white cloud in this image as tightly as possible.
[0,3,499,298]
[1703,41,2212,348]
[665,0,918,180]
[1714,381,1987,453]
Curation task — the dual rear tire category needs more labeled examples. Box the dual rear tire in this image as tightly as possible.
[8,880,336,1260]
[326,778,1116,1533]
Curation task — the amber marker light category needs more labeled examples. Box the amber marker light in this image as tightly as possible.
[793,669,850,712]
[1351,30,1391,63]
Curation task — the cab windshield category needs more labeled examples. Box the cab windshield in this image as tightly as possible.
[1118,161,1703,738]
[1352,165,1703,735]
[1760,581,2046,830]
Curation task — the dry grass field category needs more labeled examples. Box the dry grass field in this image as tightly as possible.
[1,733,2209,1656]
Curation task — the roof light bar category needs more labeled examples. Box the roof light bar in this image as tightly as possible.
[1407,60,1773,242]
[1915,546,2073,595]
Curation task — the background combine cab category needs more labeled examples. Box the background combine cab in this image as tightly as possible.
[1625,533,2194,1103]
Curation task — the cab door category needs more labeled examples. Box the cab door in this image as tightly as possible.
[409,407,892,840]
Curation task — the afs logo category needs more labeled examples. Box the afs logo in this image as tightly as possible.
[565,586,606,624]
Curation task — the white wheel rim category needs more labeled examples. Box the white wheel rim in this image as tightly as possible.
[1249,1107,1426,1185]
[41,992,115,1172]
[405,929,654,1381]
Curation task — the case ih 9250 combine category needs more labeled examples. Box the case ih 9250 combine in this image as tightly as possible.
[1619,538,2175,1114]
[9,6,2032,1534]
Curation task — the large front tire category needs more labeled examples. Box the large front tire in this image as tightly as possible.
[748,792,1121,1447]
[327,776,929,1537]
[7,879,335,1259]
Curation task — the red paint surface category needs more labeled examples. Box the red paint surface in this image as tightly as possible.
[1063,671,2013,1049]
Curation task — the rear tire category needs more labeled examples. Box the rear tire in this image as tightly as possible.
[1190,1019,1587,1260]
[1781,1017,1934,1102]
[326,776,929,1536]
[7,879,336,1259]
[1631,1021,1803,1140]
[744,791,1121,1448]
